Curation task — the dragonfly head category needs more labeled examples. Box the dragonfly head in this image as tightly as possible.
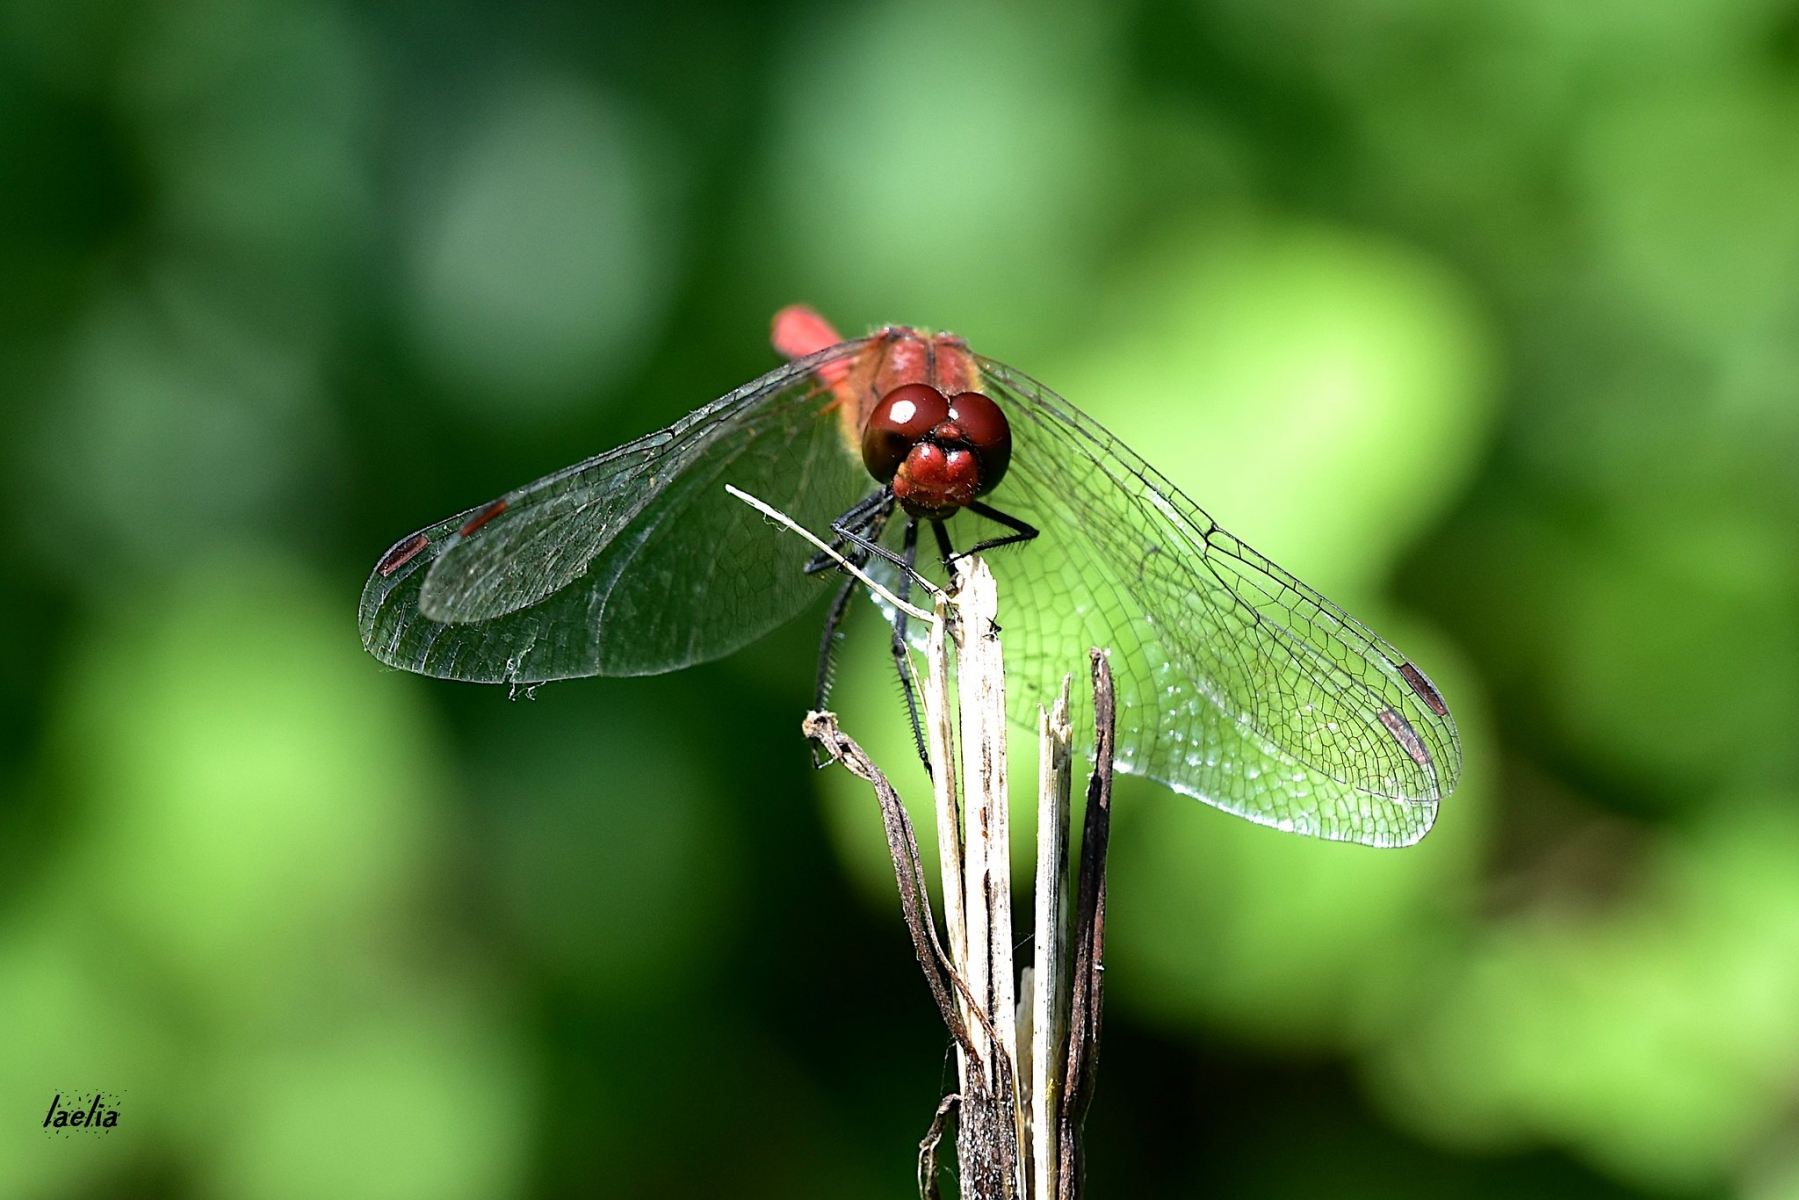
[862,383,1012,519]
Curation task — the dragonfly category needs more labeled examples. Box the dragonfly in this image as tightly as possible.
[360,306,1460,848]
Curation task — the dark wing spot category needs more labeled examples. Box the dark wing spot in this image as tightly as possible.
[1378,708,1432,769]
[458,498,509,538]
[377,533,430,576]
[1398,662,1449,716]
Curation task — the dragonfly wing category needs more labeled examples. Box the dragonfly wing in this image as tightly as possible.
[360,341,874,683]
[972,360,1460,847]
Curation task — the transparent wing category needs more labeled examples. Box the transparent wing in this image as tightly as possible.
[359,340,875,684]
[961,360,1461,848]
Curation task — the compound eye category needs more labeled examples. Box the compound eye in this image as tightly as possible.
[862,383,950,482]
[946,391,1012,493]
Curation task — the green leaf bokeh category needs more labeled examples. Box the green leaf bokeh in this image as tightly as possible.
[4,0,1799,1195]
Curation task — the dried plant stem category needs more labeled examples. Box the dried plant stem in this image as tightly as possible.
[952,559,1024,1198]
[1058,650,1116,1200]
[772,503,1114,1199]
[800,711,985,1068]
[918,1094,959,1200]
[1031,677,1075,1200]
[926,595,970,1069]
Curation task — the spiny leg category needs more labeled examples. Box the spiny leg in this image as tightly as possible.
[829,491,931,585]
[935,515,1004,640]
[806,490,934,771]
[814,572,860,711]
[930,519,956,570]
[808,492,895,768]
[807,572,862,770]
[958,500,1039,558]
[805,488,892,576]
[890,519,931,772]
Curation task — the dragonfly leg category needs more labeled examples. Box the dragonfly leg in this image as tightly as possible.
[806,572,862,772]
[890,519,932,773]
[810,507,889,576]
[936,517,1003,638]
[829,492,934,592]
[955,500,1040,559]
[930,519,956,570]
[814,572,859,711]
[804,489,891,575]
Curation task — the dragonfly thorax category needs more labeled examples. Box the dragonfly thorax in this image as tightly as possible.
[861,382,1012,518]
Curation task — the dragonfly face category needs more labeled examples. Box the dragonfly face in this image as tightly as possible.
[361,305,1463,848]
[861,383,1013,518]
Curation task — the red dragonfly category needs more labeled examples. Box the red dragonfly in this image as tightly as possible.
[361,306,1460,846]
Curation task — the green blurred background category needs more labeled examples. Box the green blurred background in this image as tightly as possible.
[4,0,1799,1195]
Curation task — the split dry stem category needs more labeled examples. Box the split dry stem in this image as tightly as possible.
[802,561,1116,1200]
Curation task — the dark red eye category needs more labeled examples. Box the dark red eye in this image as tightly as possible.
[861,383,950,482]
[946,391,1011,493]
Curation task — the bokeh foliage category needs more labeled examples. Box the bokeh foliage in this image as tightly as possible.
[3,0,1798,1196]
